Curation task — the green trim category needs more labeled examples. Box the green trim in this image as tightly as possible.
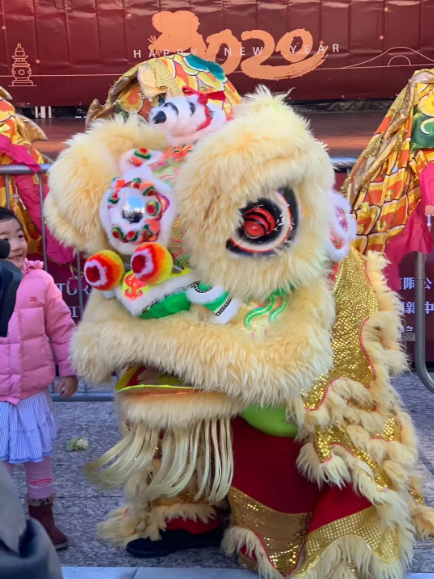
[139,291,191,319]
[241,405,298,438]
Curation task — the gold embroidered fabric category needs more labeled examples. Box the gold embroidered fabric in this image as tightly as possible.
[377,415,402,442]
[229,291,290,336]
[343,71,434,255]
[168,217,189,268]
[150,489,207,509]
[137,61,183,100]
[228,487,312,576]
[409,483,425,506]
[313,424,392,491]
[302,248,379,411]
[295,506,399,575]
[152,60,183,97]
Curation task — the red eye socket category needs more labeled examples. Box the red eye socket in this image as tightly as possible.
[243,207,276,239]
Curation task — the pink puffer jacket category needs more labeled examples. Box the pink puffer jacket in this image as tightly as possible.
[0,260,76,404]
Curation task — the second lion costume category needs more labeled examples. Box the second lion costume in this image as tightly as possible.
[45,56,434,579]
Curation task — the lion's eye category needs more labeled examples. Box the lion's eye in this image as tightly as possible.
[226,188,298,256]
[242,206,276,239]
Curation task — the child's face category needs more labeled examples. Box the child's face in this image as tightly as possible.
[0,218,28,271]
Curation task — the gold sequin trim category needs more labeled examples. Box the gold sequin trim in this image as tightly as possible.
[409,483,425,506]
[313,424,392,491]
[295,506,399,575]
[228,487,311,576]
[151,60,183,97]
[150,489,207,508]
[302,249,378,411]
[375,415,402,442]
[365,134,383,158]
[345,398,376,412]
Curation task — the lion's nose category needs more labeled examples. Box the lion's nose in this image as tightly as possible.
[153,111,167,124]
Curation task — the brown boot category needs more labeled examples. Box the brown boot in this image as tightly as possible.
[27,494,68,550]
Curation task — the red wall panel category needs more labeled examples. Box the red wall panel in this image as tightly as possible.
[0,0,433,106]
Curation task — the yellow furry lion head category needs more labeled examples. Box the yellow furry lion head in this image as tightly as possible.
[46,89,342,296]
[46,88,353,404]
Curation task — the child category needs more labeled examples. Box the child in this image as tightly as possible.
[0,207,78,550]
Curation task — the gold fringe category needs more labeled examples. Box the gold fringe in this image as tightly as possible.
[84,417,233,504]
[223,526,282,579]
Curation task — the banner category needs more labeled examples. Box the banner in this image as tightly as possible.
[1,1,434,106]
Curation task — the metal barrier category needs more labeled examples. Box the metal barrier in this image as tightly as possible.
[1,164,100,401]
[1,158,433,399]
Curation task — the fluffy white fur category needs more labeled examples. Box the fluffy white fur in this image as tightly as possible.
[99,164,178,255]
[113,270,198,317]
[46,115,168,255]
[149,94,227,146]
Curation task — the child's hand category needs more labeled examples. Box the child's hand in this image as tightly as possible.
[56,376,78,398]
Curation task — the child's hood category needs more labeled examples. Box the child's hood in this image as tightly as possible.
[23,259,44,275]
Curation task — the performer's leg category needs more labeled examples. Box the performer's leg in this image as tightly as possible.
[225,417,402,579]
[224,416,321,576]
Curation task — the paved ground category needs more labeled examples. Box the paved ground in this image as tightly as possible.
[10,373,434,573]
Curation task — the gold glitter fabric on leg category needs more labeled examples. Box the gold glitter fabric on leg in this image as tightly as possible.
[228,487,312,577]
[225,485,400,579]
[292,249,426,578]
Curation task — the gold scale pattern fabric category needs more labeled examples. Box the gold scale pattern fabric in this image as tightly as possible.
[302,249,404,492]
[301,248,378,411]
[229,488,398,577]
[228,487,312,576]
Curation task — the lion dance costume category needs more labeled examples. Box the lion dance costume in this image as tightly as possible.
[45,55,434,579]
[344,69,434,291]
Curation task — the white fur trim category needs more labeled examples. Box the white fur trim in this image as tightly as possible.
[118,148,163,174]
[114,271,199,317]
[102,291,115,299]
[150,96,227,147]
[132,246,156,277]
[212,298,242,324]
[84,259,108,289]
[99,165,177,256]
[186,284,227,304]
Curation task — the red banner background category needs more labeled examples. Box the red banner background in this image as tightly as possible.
[1,1,434,106]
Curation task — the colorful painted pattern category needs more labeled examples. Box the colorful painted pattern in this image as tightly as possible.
[229,289,291,337]
[344,71,434,255]
[88,53,241,125]
[148,147,193,268]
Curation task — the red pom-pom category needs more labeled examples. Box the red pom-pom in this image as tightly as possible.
[84,251,125,291]
[131,243,173,285]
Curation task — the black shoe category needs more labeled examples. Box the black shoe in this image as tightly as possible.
[126,526,224,558]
